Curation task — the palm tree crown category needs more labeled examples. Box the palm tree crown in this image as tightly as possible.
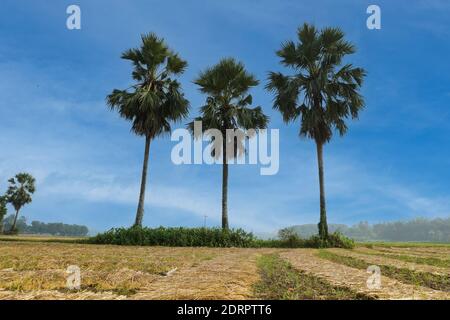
[107,33,189,139]
[267,23,366,144]
[190,58,268,154]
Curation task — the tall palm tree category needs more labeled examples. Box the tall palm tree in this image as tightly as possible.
[189,58,269,230]
[107,33,190,227]
[267,24,366,239]
[6,173,36,233]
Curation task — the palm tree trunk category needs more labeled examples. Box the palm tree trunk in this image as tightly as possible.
[222,139,229,230]
[134,136,151,227]
[10,209,20,233]
[316,140,328,239]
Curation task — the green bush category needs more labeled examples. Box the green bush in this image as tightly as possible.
[3,228,19,236]
[252,238,303,248]
[304,232,355,249]
[254,228,307,248]
[86,227,354,249]
[277,228,305,247]
[87,226,256,248]
[253,232,354,249]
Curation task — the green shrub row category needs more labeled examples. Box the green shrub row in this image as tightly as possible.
[86,226,256,247]
[86,226,355,249]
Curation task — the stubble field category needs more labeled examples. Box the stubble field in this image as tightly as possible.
[0,238,449,300]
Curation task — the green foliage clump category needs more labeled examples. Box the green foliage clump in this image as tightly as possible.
[0,196,7,233]
[255,231,354,249]
[3,229,19,235]
[87,226,256,247]
[305,232,355,249]
[266,228,306,248]
[87,227,354,249]
[0,196,7,218]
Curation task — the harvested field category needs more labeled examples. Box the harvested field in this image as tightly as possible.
[1,239,450,300]
[254,254,374,300]
[281,249,450,300]
[327,248,450,275]
[132,248,275,300]
[0,241,220,296]
[317,250,450,293]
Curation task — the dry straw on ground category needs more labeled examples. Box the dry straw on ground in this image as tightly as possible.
[1,240,450,300]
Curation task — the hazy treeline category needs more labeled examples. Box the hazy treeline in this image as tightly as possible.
[2,215,89,236]
[283,218,450,243]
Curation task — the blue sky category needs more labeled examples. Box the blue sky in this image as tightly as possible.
[0,0,449,235]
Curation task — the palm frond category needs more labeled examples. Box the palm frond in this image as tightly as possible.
[268,23,366,144]
[107,32,189,139]
[193,58,269,160]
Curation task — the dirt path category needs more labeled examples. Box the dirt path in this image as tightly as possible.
[328,248,450,275]
[281,249,450,300]
[131,248,273,300]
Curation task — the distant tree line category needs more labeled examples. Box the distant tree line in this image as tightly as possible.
[282,218,450,243]
[2,215,89,237]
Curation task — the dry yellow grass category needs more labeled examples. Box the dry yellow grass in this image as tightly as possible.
[281,249,450,300]
[132,248,276,300]
[1,240,449,300]
[0,241,217,295]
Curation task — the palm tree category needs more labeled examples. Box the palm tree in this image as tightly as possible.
[107,33,190,227]
[5,173,36,233]
[267,24,366,239]
[189,58,269,230]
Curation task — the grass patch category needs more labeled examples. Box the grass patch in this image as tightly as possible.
[317,250,450,292]
[253,254,374,300]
